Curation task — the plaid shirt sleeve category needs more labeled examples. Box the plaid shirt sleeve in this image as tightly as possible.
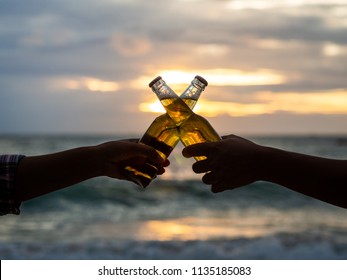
[0,154,25,215]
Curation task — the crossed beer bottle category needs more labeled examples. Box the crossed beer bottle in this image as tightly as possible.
[123,75,221,187]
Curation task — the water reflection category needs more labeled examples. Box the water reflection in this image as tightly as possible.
[135,216,272,241]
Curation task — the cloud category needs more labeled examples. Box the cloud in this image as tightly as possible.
[110,33,152,57]
[139,89,347,117]
[226,0,347,10]
[63,77,121,92]
[322,42,347,56]
[1,0,347,135]
[133,68,286,89]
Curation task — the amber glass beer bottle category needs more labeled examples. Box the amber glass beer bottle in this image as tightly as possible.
[150,76,221,161]
[123,76,208,187]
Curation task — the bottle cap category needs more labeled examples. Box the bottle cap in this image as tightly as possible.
[195,75,208,86]
[149,76,162,88]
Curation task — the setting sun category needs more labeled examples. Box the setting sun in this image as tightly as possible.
[139,100,166,114]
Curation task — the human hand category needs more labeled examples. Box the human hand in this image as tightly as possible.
[182,135,264,193]
[97,139,168,180]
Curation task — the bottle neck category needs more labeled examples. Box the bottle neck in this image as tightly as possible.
[180,76,207,110]
[150,78,178,100]
[149,77,194,125]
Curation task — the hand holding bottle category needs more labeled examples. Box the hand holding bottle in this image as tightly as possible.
[123,76,208,187]
[182,135,262,192]
[14,139,167,202]
[150,76,221,161]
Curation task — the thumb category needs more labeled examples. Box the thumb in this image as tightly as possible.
[126,143,164,164]
[182,142,211,158]
[136,143,165,164]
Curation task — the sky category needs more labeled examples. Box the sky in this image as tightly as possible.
[1,0,347,136]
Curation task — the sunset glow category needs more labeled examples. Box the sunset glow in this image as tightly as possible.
[323,42,347,56]
[139,100,166,114]
[139,90,347,117]
[227,0,347,10]
[133,68,286,90]
[135,217,268,241]
[159,69,286,86]
[2,0,347,135]
[65,77,120,92]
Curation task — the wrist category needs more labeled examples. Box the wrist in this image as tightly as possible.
[256,144,296,184]
[89,145,105,177]
[254,145,278,182]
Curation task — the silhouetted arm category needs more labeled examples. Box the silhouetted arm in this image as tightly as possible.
[15,140,165,202]
[183,134,347,208]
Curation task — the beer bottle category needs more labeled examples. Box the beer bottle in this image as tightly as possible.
[150,76,221,161]
[123,76,208,187]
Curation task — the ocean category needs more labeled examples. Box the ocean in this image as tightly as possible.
[1,134,347,260]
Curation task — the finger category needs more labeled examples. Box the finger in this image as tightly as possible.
[192,160,210,173]
[182,142,212,158]
[143,148,166,165]
[162,159,170,167]
[202,172,218,185]
[157,159,170,174]
[122,159,159,178]
[127,143,165,164]
[157,165,166,175]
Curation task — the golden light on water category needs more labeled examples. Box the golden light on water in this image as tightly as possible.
[135,217,268,241]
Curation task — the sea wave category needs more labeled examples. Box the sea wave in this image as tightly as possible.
[2,135,347,260]
[2,231,347,260]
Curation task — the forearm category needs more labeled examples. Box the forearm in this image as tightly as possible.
[15,146,102,201]
[260,146,347,208]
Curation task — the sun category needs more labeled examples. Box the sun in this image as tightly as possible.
[139,100,165,114]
